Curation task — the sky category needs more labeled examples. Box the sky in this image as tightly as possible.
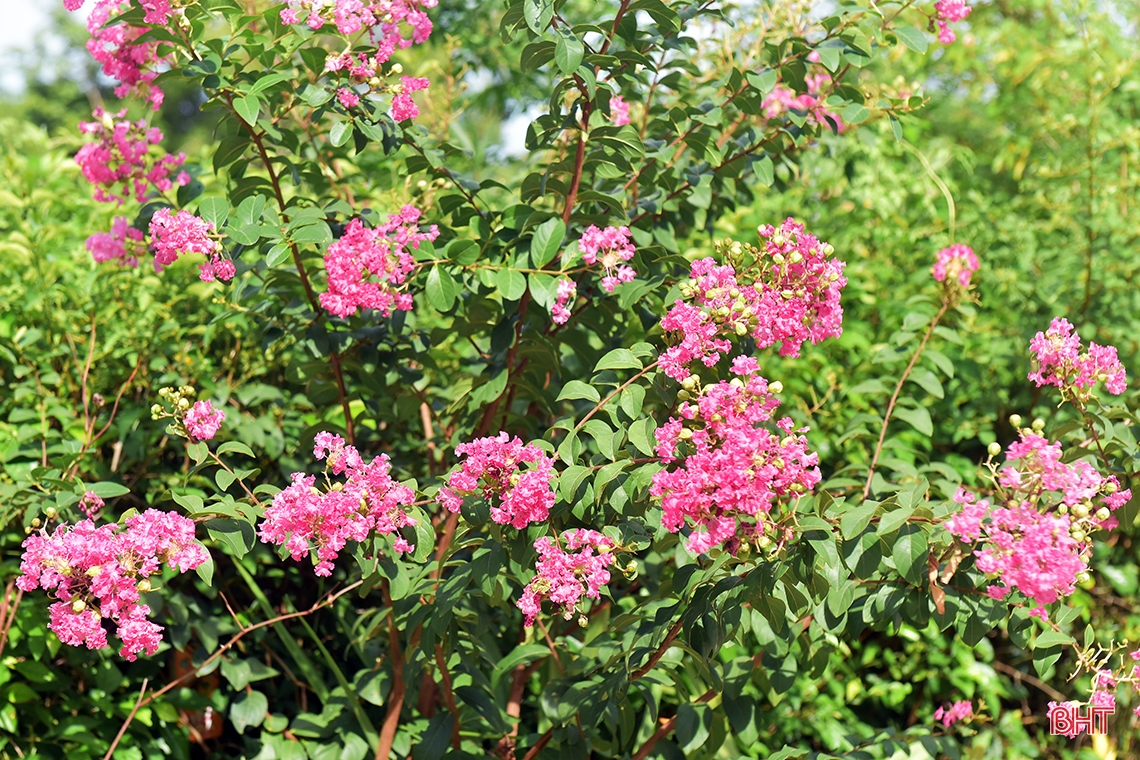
[0,1,89,93]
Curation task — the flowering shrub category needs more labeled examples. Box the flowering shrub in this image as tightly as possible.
[2,0,1138,757]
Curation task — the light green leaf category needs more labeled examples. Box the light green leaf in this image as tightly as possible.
[198,197,229,230]
[425,266,458,311]
[894,404,933,436]
[230,690,268,734]
[233,96,261,126]
[594,348,641,373]
[556,380,600,403]
[895,26,929,54]
[530,217,565,268]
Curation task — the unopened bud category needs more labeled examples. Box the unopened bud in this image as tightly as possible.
[677,390,691,401]
[31,518,40,528]
[734,322,749,336]
[987,442,1002,457]
[1008,414,1022,428]
[151,404,163,418]
[1072,504,1089,519]
[369,76,381,87]
[578,615,588,627]
[768,381,783,394]
[677,428,692,440]
[1032,418,1045,431]
[681,376,698,391]
[390,63,403,75]
[331,482,343,491]
[72,600,86,614]
[45,507,57,520]
[772,253,785,265]
[1071,529,1086,542]
[137,579,152,593]
[1096,507,1111,521]
[1077,571,1091,584]
[178,398,190,410]
[788,251,803,264]
[1104,481,1118,494]
[87,566,102,577]
[1057,504,1068,515]
[730,378,745,389]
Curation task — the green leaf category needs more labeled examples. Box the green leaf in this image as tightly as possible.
[266,243,292,267]
[594,348,641,373]
[198,197,229,230]
[894,404,933,436]
[230,690,269,734]
[620,383,646,419]
[195,553,215,586]
[628,417,656,456]
[87,482,130,499]
[559,465,591,501]
[233,96,261,126]
[425,266,458,311]
[234,194,267,226]
[292,223,332,246]
[840,502,877,540]
[495,268,527,301]
[330,120,352,147]
[523,0,553,33]
[908,367,944,399]
[877,505,915,535]
[1035,630,1075,648]
[554,29,585,75]
[217,441,256,458]
[530,217,565,268]
[556,380,599,403]
[892,526,928,585]
[895,26,929,54]
[227,224,261,246]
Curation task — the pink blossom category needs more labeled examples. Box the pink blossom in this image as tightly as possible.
[279,0,437,51]
[579,225,637,293]
[86,217,145,267]
[550,279,576,325]
[659,220,846,380]
[610,95,631,127]
[149,208,235,282]
[1028,317,1127,400]
[931,244,979,289]
[76,109,188,203]
[79,491,105,520]
[320,206,439,318]
[436,432,555,529]
[762,73,844,131]
[933,700,973,727]
[73,1,170,109]
[934,0,972,44]
[945,431,1129,610]
[18,510,207,660]
[259,433,416,575]
[390,76,430,121]
[517,529,615,626]
[183,400,225,442]
[337,87,361,108]
[650,361,821,553]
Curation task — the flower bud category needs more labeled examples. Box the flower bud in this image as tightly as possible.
[86,566,102,577]
[677,390,691,401]
[677,428,692,440]
[151,404,163,418]
[31,518,40,528]
[681,376,698,391]
[1070,528,1086,542]
[369,76,382,87]
[788,251,803,264]
[72,600,86,614]
[1096,507,1111,521]
[1072,504,1089,519]
[768,381,783,394]
[730,378,744,389]
[178,398,190,410]
[137,579,152,593]
[45,507,57,520]
[1008,413,1022,428]
[1077,571,1091,584]
[390,63,403,75]
[734,322,749,336]
[987,442,1002,457]
[1104,481,1118,494]
[1057,504,1068,515]
[1032,418,1045,431]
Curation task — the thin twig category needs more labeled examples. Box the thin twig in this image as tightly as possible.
[101,678,149,760]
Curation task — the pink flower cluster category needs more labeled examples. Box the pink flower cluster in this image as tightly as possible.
[281,0,436,46]
[1028,317,1127,400]
[658,219,846,381]
[436,432,555,530]
[18,510,208,660]
[945,431,1130,616]
[320,206,439,318]
[610,95,631,127]
[934,0,972,44]
[650,356,822,554]
[76,110,189,204]
[183,400,225,442]
[259,432,416,576]
[931,244,979,290]
[517,529,615,627]
[762,73,844,132]
[149,209,235,282]
[550,279,577,325]
[65,0,170,109]
[391,75,431,122]
[578,225,637,292]
[933,700,973,727]
[86,217,146,268]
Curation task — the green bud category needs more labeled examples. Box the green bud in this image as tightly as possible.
[677,428,693,440]
[768,381,783,394]
[72,600,86,614]
[177,398,190,410]
[1071,529,1086,542]
[1032,417,1045,431]
[681,376,698,391]
[1072,504,1089,519]
[1104,481,1118,494]
[1057,504,1068,515]
[788,251,803,264]
[987,442,1002,457]
[1008,413,1022,428]
[44,507,57,520]
[677,390,691,401]
[734,322,749,336]
[137,579,152,593]
[578,614,589,628]
[1096,507,1110,521]
[31,518,40,528]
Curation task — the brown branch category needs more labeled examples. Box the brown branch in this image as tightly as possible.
[101,678,149,760]
[520,729,554,760]
[630,617,683,680]
[992,660,1067,702]
[435,644,462,750]
[862,300,950,499]
[375,584,406,760]
[631,688,716,760]
[0,587,22,659]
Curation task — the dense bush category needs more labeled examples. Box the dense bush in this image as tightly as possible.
[1,0,1138,758]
